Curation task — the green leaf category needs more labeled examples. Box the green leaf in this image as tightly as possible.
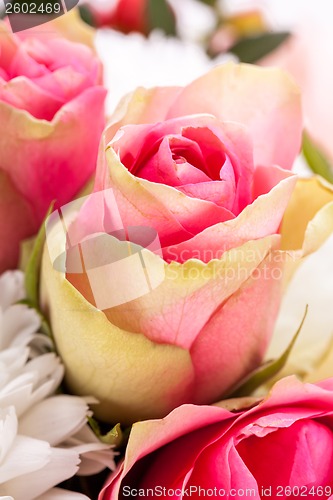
[229,31,290,63]
[25,202,55,309]
[197,0,218,5]
[147,0,177,36]
[88,418,124,447]
[228,306,308,398]
[302,131,333,184]
[79,5,95,28]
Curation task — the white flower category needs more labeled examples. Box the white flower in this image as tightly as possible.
[0,271,116,500]
[95,29,216,114]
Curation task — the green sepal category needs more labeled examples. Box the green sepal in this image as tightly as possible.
[79,5,95,28]
[197,0,218,5]
[302,132,333,184]
[147,0,177,36]
[229,31,290,63]
[18,202,55,341]
[88,417,124,448]
[24,202,55,309]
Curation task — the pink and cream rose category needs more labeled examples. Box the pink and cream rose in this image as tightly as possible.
[41,63,333,425]
[0,22,106,272]
[100,376,333,499]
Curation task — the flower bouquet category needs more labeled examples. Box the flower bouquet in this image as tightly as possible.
[1,1,333,499]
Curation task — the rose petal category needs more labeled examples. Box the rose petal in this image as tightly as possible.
[166,62,302,169]
[190,244,283,403]
[281,176,333,252]
[137,423,226,491]
[238,419,333,489]
[163,169,296,262]
[188,441,259,495]
[94,86,182,180]
[281,176,333,284]
[0,76,64,120]
[137,175,235,234]
[102,236,279,352]
[116,405,230,491]
[0,171,37,272]
[101,148,194,246]
[41,229,195,424]
[138,137,212,186]
[0,86,106,217]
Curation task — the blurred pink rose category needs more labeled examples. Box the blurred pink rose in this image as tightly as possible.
[0,22,106,272]
[261,13,333,163]
[86,0,175,35]
[100,376,333,499]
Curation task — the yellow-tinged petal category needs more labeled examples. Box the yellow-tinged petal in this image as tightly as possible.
[41,207,281,423]
[166,62,302,169]
[41,218,195,425]
[96,63,302,171]
[281,176,333,253]
[279,176,333,283]
[48,9,95,49]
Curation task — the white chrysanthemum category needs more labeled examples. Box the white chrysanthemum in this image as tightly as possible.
[0,271,116,500]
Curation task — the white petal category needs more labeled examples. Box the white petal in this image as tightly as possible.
[65,424,116,475]
[19,396,89,446]
[11,354,65,416]
[0,347,29,375]
[77,449,116,476]
[35,487,90,499]
[71,424,101,444]
[0,272,24,311]
[1,355,62,417]
[23,353,64,392]
[0,447,80,500]
[29,335,54,358]
[96,29,213,115]
[0,435,50,483]
[0,383,38,418]
[28,376,63,415]
[3,306,40,349]
[0,372,36,397]
[0,407,17,464]
[23,353,62,381]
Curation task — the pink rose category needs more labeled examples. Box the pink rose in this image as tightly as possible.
[0,22,106,272]
[100,377,333,499]
[88,0,149,34]
[41,63,333,425]
[85,0,175,35]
